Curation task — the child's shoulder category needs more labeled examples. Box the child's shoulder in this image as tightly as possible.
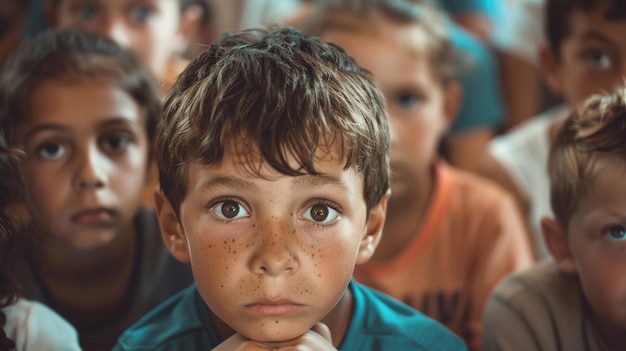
[489,104,570,154]
[114,284,217,350]
[490,260,578,304]
[482,260,595,350]
[3,298,82,351]
[346,281,467,351]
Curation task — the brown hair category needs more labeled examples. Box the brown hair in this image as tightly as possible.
[159,26,390,215]
[0,28,162,151]
[548,87,626,229]
[301,0,457,86]
[0,132,27,351]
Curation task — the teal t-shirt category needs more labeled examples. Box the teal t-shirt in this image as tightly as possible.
[114,281,467,350]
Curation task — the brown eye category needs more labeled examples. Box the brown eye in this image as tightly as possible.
[211,200,249,220]
[300,203,339,224]
[310,204,329,222]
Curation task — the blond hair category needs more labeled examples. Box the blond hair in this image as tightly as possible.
[548,88,626,229]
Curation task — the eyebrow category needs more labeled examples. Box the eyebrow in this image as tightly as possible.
[198,176,259,192]
[198,173,349,192]
[579,31,613,45]
[22,117,141,141]
[293,174,349,191]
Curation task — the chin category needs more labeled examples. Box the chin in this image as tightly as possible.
[239,324,311,344]
[63,231,118,252]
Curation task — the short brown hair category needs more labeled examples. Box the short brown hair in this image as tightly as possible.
[158,27,390,215]
[0,28,162,147]
[301,0,457,86]
[548,88,626,229]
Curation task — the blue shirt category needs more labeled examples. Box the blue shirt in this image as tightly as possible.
[449,23,504,132]
[114,281,467,350]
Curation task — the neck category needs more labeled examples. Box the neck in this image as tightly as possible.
[32,224,138,329]
[372,165,435,261]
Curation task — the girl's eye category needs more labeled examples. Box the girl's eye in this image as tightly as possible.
[211,200,249,220]
[102,134,131,152]
[37,142,65,160]
[584,50,612,70]
[604,225,626,241]
[300,203,339,224]
[132,6,154,22]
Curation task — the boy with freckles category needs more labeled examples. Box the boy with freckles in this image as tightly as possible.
[114,27,467,350]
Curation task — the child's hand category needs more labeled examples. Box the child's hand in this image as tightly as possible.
[212,323,335,350]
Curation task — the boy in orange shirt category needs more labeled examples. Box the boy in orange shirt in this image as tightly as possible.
[304,1,534,349]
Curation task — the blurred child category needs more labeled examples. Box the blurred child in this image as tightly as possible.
[46,0,205,92]
[287,0,505,172]
[482,88,626,350]
[476,0,626,258]
[114,27,467,350]
[0,28,193,351]
[303,1,534,349]
[0,132,81,351]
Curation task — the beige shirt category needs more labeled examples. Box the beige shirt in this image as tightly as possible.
[481,260,609,351]
[354,162,533,351]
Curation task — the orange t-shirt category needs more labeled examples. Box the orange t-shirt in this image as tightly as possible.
[354,162,534,351]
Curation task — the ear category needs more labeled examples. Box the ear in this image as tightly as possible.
[539,41,564,94]
[356,189,390,264]
[541,216,577,274]
[442,80,463,128]
[154,189,191,263]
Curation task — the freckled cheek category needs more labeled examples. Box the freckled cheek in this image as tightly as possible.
[304,236,356,277]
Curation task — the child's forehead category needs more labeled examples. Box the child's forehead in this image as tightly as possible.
[323,11,429,49]
[566,2,626,36]
[21,77,146,130]
[225,136,348,173]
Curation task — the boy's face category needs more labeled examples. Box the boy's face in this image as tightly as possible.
[545,3,626,106]
[15,77,150,250]
[321,21,456,200]
[156,143,386,343]
[565,163,626,340]
[50,0,182,80]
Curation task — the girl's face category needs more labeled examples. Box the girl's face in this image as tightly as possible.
[16,77,150,251]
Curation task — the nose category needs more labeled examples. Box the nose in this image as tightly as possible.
[249,218,300,276]
[73,145,107,191]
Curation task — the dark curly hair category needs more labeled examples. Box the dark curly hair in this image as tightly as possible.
[0,131,27,351]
